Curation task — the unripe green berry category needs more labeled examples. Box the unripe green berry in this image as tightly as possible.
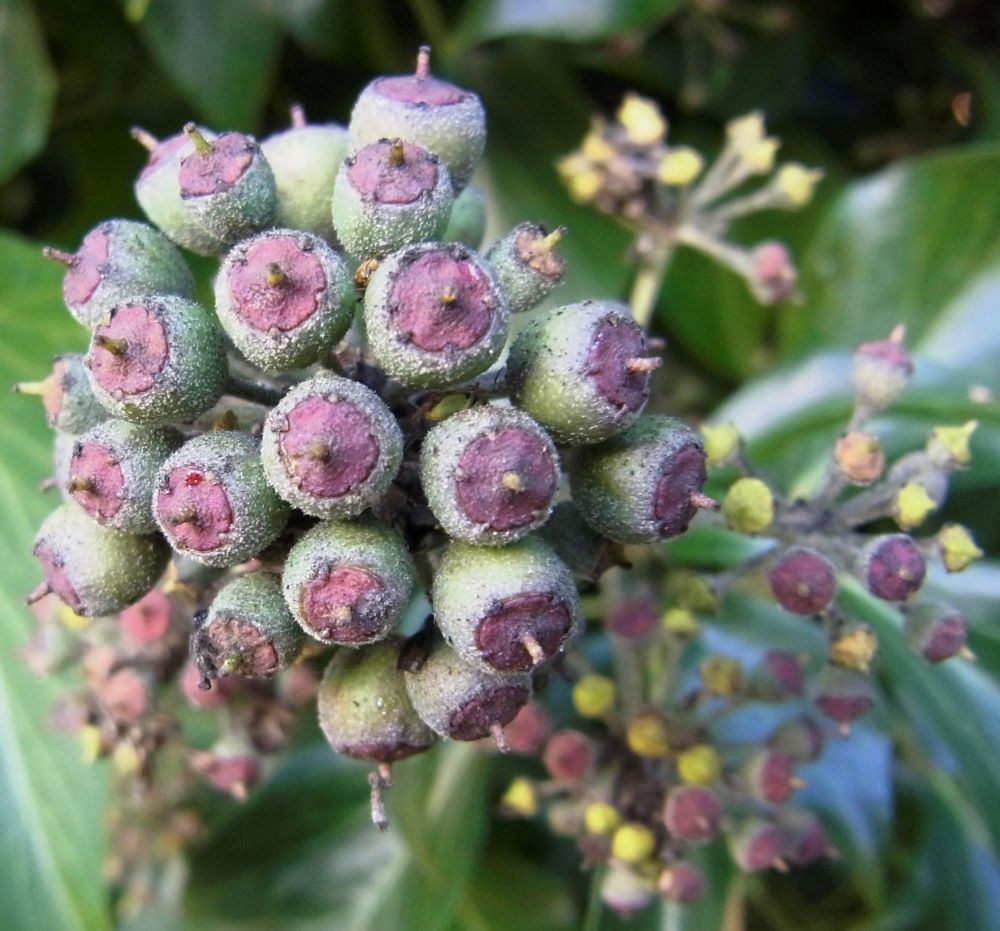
[443,185,486,249]
[364,242,509,388]
[317,635,436,763]
[507,300,658,444]
[332,139,454,260]
[153,431,289,568]
[570,415,708,544]
[405,639,531,741]
[67,419,182,533]
[537,501,621,581]
[192,572,305,682]
[432,536,580,673]
[43,219,195,328]
[15,354,107,434]
[420,405,560,546]
[31,503,169,616]
[214,229,355,372]
[260,108,349,245]
[84,295,227,426]
[486,223,566,314]
[348,47,486,192]
[282,519,415,645]
[261,373,403,519]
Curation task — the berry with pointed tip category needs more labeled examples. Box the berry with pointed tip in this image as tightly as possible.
[860,533,926,602]
[905,602,968,663]
[570,416,708,544]
[214,229,355,372]
[537,501,622,581]
[420,405,559,546]
[486,222,567,314]
[728,819,784,872]
[318,635,436,762]
[153,431,289,568]
[443,185,486,249]
[16,354,107,434]
[364,242,509,388]
[658,863,705,904]
[404,639,530,742]
[84,295,227,425]
[742,750,799,804]
[44,220,195,329]
[542,729,595,781]
[852,326,912,411]
[67,420,182,533]
[663,785,723,843]
[348,46,486,191]
[261,373,403,519]
[260,109,348,244]
[812,664,876,729]
[769,715,824,763]
[282,518,415,645]
[768,546,837,615]
[332,139,454,259]
[432,536,580,673]
[508,300,658,444]
[192,572,305,683]
[30,503,169,617]
[779,810,831,866]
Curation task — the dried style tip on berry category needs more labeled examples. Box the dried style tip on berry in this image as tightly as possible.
[443,185,487,249]
[729,819,785,873]
[261,373,403,519]
[43,220,195,329]
[852,325,913,412]
[348,46,486,192]
[332,139,454,260]
[835,430,885,485]
[192,572,305,684]
[663,785,723,843]
[904,602,969,663]
[768,546,837,615]
[154,431,289,568]
[404,639,531,745]
[812,663,876,731]
[538,501,623,582]
[15,353,107,434]
[282,518,415,645]
[420,405,560,546]
[507,301,658,445]
[486,222,567,314]
[570,416,709,544]
[67,420,182,534]
[363,242,510,388]
[84,295,227,425]
[260,109,349,244]
[30,503,169,617]
[722,476,774,535]
[658,862,706,905]
[860,533,926,602]
[432,536,580,673]
[741,750,801,804]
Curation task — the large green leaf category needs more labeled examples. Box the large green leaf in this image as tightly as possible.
[0,233,111,930]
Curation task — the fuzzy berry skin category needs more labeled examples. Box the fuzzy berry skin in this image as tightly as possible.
[153,431,289,568]
[860,533,926,602]
[507,301,657,445]
[260,119,348,245]
[261,373,403,519]
[53,432,79,503]
[214,230,355,372]
[404,639,531,741]
[486,222,566,314]
[193,572,305,682]
[570,416,707,544]
[537,501,620,581]
[67,420,182,534]
[348,55,485,192]
[332,139,454,260]
[443,185,486,249]
[768,546,837,615]
[904,602,968,663]
[318,635,436,763]
[363,242,510,389]
[432,536,580,674]
[84,295,227,426]
[420,405,560,546]
[22,354,107,434]
[282,518,415,645]
[32,503,169,617]
[49,220,195,328]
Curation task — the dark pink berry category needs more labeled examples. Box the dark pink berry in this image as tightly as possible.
[768,547,837,615]
[862,534,926,602]
[812,664,876,730]
[179,132,255,198]
[90,303,168,397]
[780,810,831,866]
[347,140,440,205]
[729,819,784,872]
[542,729,595,781]
[905,602,968,663]
[744,750,799,804]
[586,317,651,412]
[119,589,172,644]
[753,650,806,699]
[62,226,108,307]
[605,598,659,639]
[157,466,234,553]
[69,441,125,521]
[658,862,705,904]
[474,593,573,671]
[663,785,723,843]
[302,567,384,643]
[503,703,551,755]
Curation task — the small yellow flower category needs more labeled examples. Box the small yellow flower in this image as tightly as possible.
[894,481,938,530]
[927,420,978,467]
[830,626,879,673]
[573,674,616,718]
[722,477,774,534]
[726,111,767,148]
[617,93,666,146]
[938,523,983,573]
[582,126,616,163]
[676,744,722,785]
[113,742,142,777]
[500,777,538,817]
[584,802,621,836]
[626,713,670,758]
[657,147,704,186]
[775,163,823,206]
[612,822,657,863]
[80,724,103,764]
[699,422,741,467]
[744,138,780,173]
[700,655,742,696]
[662,606,699,636]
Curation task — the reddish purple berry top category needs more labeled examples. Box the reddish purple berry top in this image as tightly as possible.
[865,534,926,601]
[586,318,649,411]
[447,685,530,741]
[301,566,383,642]
[69,441,125,521]
[139,132,190,181]
[542,730,594,781]
[374,74,467,106]
[90,304,168,396]
[202,615,280,677]
[156,467,234,552]
[33,542,81,613]
[346,140,440,204]
[769,547,837,615]
[475,592,572,671]
[664,785,722,842]
[653,443,707,537]
[63,226,108,308]
[180,132,255,198]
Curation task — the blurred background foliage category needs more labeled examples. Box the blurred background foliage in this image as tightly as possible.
[1,0,1000,928]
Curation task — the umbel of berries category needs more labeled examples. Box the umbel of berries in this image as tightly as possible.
[364,241,510,388]
[154,431,290,568]
[432,535,580,673]
[44,219,195,328]
[15,353,107,434]
[507,300,660,444]
[31,503,169,617]
[84,295,227,426]
[282,518,416,645]
[214,229,355,372]
[261,372,404,519]
[420,405,560,546]
[570,415,709,544]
